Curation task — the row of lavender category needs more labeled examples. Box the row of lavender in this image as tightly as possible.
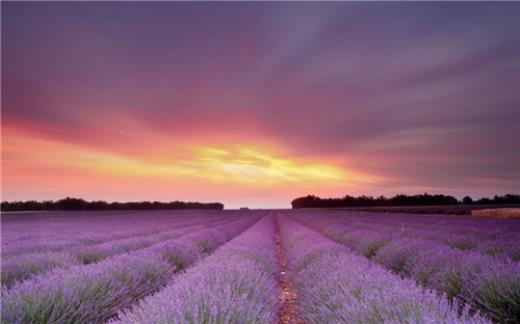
[1,214,241,287]
[111,214,487,323]
[289,210,520,322]
[1,210,506,323]
[113,216,279,323]
[279,215,489,323]
[298,210,520,261]
[2,210,234,256]
[1,211,262,323]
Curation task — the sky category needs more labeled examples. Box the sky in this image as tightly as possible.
[2,2,519,209]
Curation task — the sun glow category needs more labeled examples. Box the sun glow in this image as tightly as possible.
[2,125,382,206]
[192,146,346,184]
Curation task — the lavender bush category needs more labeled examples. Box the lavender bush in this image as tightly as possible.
[1,216,258,323]
[294,210,520,261]
[115,217,278,323]
[292,210,520,322]
[1,211,241,257]
[1,209,516,323]
[1,216,238,287]
[279,216,490,323]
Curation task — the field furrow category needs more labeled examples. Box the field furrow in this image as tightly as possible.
[293,210,520,261]
[1,215,241,288]
[291,211,520,322]
[114,214,279,323]
[279,214,490,323]
[2,209,518,324]
[1,211,241,257]
[1,214,261,323]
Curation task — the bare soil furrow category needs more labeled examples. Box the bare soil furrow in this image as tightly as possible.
[275,214,306,324]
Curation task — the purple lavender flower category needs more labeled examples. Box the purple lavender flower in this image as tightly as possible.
[291,210,520,322]
[279,216,490,323]
[115,217,278,324]
[1,214,260,323]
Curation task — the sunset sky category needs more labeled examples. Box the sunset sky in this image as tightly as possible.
[2,2,519,208]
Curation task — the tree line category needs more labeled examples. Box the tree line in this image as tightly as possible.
[291,193,520,209]
[1,197,224,212]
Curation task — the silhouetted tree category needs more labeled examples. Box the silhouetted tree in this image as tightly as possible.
[462,196,473,204]
[291,193,519,209]
[1,197,224,212]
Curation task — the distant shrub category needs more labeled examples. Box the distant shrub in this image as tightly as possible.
[1,197,224,212]
[291,193,520,209]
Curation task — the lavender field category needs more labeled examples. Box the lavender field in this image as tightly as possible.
[1,210,519,323]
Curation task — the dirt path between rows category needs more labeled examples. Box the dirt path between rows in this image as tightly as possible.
[274,214,306,324]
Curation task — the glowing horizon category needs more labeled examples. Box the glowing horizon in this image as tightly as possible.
[3,124,385,208]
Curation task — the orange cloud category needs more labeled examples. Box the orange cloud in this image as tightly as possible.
[1,124,383,207]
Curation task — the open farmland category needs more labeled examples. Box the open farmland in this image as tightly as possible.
[1,210,519,323]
